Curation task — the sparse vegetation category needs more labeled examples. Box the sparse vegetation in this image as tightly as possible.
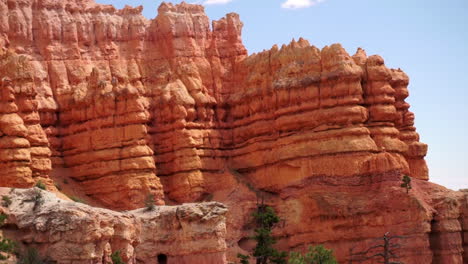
[0,214,6,225]
[0,213,16,261]
[144,194,155,211]
[229,168,260,196]
[238,202,337,264]
[54,183,62,191]
[70,196,86,204]
[17,247,47,264]
[63,179,69,184]
[35,181,46,190]
[400,175,412,194]
[25,189,44,211]
[0,237,15,260]
[111,251,126,264]
[98,80,106,89]
[289,245,337,264]
[1,195,12,207]
[201,193,214,202]
[238,253,250,264]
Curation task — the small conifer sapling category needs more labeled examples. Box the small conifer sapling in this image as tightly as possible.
[401,175,412,194]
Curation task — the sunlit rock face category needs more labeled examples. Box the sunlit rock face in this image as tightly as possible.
[0,0,426,207]
[2,1,466,264]
[0,0,248,209]
[0,187,228,264]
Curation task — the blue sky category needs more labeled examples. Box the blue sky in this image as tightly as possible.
[96,0,468,190]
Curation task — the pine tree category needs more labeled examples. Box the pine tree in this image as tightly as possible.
[400,175,412,194]
[252,199,287,264]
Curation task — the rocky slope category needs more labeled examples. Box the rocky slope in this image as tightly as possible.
[0,187,228,264]
[0,0,465,263]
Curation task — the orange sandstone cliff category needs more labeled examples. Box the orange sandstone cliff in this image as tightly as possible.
[0,0,466,263]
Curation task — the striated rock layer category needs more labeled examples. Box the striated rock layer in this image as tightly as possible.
[0,0,465,263]
[0,0,426,205]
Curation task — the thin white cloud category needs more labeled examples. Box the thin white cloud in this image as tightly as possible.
[203,0,233,5]
[281,0,326,9]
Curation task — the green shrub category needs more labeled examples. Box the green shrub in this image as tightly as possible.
[144,194,155,211]
[35,181,46,190]
[0,237,16,260]
[25,189,44,211]
[288,245,337,264]
[401,175,412,194]
[2,195,12,207]
[237,253,250,264]
[70,196,86,204]
[0,214,6,225]
[111,251,126,264]
[239,202,337,264]
[17,247,47,264]
[0,213,15,260]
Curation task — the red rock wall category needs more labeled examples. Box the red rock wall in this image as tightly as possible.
[0,0,426,205]
[460,191,468,262]
[0,0,247,207]
[218,40,425,196]
[425,184,466,264]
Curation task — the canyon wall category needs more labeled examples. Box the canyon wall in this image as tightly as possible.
[0,0,465,263]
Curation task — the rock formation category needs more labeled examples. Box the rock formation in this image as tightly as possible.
[0,187,228,264]
[0,0,465,263]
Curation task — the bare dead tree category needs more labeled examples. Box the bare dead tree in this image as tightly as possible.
[348,232,404,264]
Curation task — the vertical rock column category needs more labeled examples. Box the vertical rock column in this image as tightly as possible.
[429,195,464,264]
[358,52,410,174]
[146,3,241,203]
[0,51,52,187]
[391,69,429,180]
[14,74,52,182]
[0,77,33,187]
[57,65,164,210]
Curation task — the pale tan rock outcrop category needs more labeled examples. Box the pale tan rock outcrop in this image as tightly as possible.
[0,187,227,264]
